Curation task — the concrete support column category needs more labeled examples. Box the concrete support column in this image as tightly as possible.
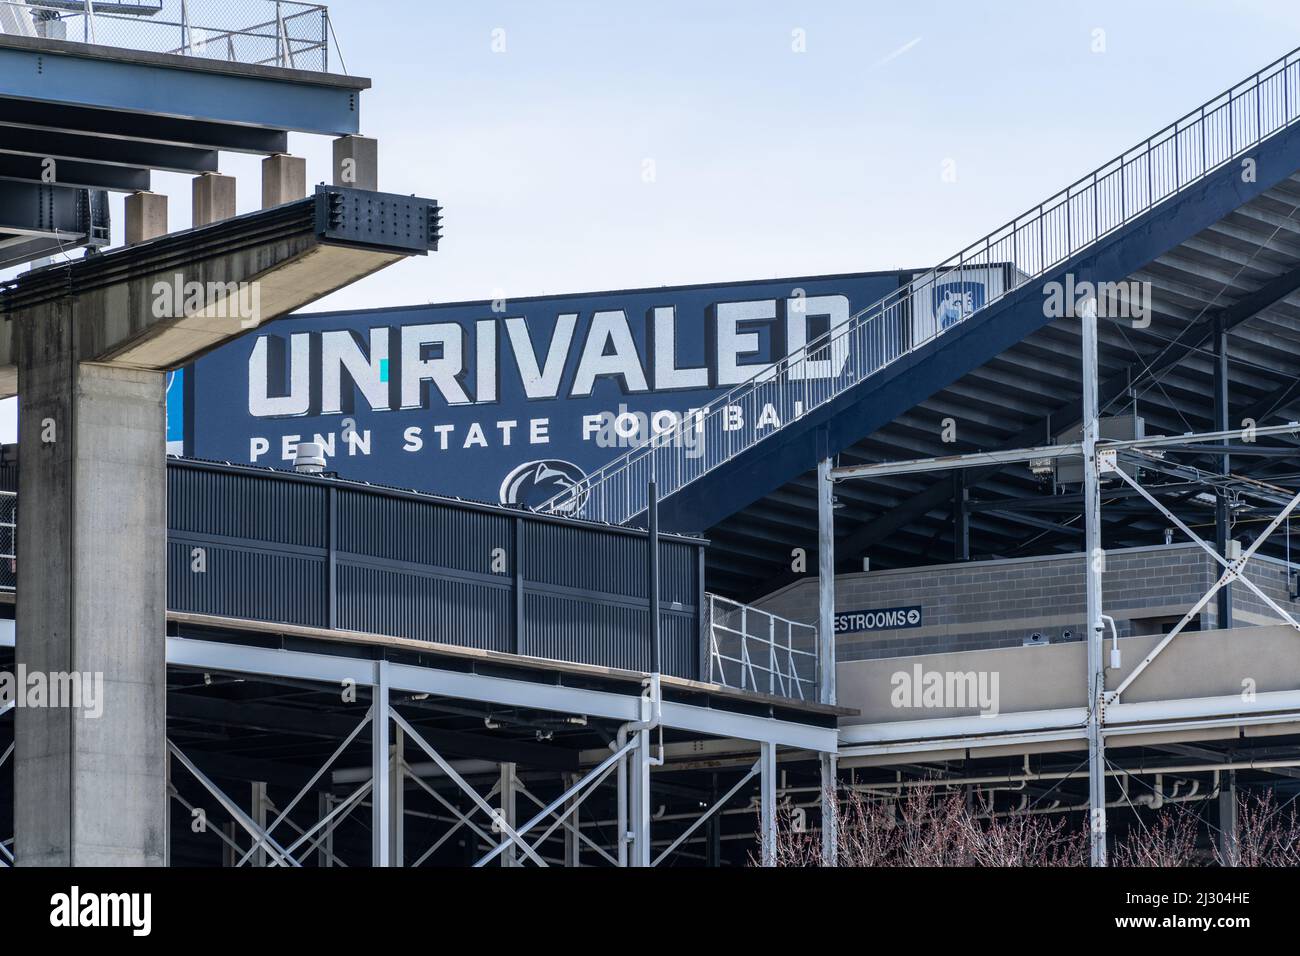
[261,153,306,209]
[191,172,237,227]
[332,135,378,191]
[14,301,167,865]
[125,190,168,245]
[499,761,517,867]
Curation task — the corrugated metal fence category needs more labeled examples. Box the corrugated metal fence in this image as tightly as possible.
[165,460,706,678]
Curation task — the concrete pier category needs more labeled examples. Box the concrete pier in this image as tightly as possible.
[333,135,378,191]
[13,303,167,866]
[125,191,168,245]
[192,172,237,227]
[262,154,307,209]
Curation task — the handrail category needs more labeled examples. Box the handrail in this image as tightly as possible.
[539,46,1300,526]
[705,592,817,700]
[0,0,336,73]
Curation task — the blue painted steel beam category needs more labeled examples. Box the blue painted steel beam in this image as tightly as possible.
[0,152,150,192]
[0,180,108,266]
[0,97,289,154]
[655,118,1300,534]
[0,125,217,173]
[0,36,367,136]
[0,179,106,236]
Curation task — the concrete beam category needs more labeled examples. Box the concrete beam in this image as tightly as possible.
[0,187,440,395]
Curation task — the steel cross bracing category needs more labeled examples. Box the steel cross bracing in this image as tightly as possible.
[149,638,839,867]
[821,295,1300,864]
[539,46,1300,527]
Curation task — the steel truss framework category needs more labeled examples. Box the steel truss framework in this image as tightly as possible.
[0,604,837,868]
[823,301,1300,866]
[154,636,838,867]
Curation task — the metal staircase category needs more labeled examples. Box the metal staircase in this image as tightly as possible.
[538,46,1300,527]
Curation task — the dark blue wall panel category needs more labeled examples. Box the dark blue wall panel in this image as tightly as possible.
[163,460,705,679]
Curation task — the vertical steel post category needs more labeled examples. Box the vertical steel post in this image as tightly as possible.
[954,470,970,562]
[499,762,517,867]
[616,730,628,867]
[817,457,836,706]
[760,741,777,866]
[250,782,268,868]
[165,752,171,868]
[1082,297,1108,867]
[629,730,652,867]
[820,751,838,866]
[318,793,333,867]
[707,772,722,867]
[817,456,839,866]
[371,662,390,867]
[563,772,580,867]
[1219,769,1238,866]
[390,724,404,867]
[649,479,661,675]
[1214,315,1233,628]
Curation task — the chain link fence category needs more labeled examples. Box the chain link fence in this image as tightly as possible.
[0,0,335,72]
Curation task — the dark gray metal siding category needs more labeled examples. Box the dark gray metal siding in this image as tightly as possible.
[164,460,706,679]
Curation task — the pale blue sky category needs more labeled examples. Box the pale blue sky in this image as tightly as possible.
[3,1,1299,439]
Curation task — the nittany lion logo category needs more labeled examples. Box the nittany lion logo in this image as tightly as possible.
[499,459,589,513]
[933,281,986,330]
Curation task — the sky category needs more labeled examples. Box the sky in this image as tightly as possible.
[4,0,1300,440]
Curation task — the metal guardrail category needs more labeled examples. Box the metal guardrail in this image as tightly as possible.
[0,491,13,593]
[704,593,817,701]
[539,45,1300,526]
[0,0,336,72]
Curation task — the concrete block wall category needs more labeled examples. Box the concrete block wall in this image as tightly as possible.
[751,544,1300,663]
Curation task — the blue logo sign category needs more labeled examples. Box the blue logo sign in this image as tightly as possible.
[182,272,912,505]
[933,281,987,330]
[499,459,588,512]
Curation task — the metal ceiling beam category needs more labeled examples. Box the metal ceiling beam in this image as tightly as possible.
[0,124,218,173]
[168,693,580,771]
[0,97,289,154]
[0,152,149,192]
[0,35,369,136]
